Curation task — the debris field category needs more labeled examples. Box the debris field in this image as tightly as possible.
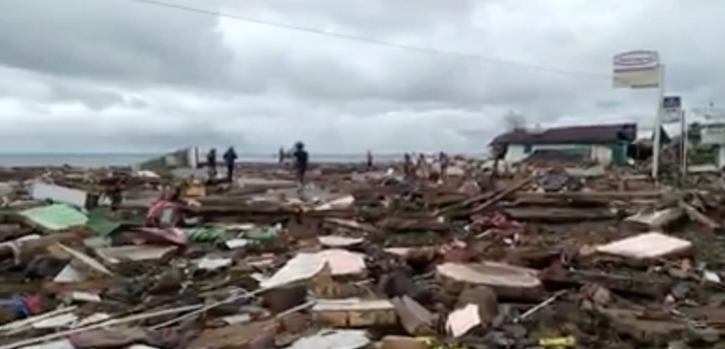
[0,158,723,349]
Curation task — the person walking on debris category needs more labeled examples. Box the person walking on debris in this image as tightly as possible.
[292,141,309,191]
[223,146,238,183]
[206,148,217,179]
[366,150,373,171]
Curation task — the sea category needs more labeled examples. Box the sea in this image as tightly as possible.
[0,152,485,167]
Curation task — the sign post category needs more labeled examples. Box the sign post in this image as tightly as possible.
[681,109,687,184]
[662,96,685,184]
[662,96,682,123]
[612,50,663,179]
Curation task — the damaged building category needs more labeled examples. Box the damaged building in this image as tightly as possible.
[490,123,660,166]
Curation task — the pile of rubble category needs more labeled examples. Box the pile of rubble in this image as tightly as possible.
[0,159,724,349]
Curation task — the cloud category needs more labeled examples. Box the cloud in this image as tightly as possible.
[0,0,723,153]
[0,0,234,89]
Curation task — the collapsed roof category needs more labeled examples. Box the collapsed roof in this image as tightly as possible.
[491,123,638,145]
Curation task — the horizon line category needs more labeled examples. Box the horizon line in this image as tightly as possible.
[0,151,486,155]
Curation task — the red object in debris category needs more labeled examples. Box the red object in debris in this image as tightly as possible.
[441,239,468,262]
[472,212,518,229]
[22,294,43,315]
[488,212,515,228]
[146,198,185,227]
[141,198,188,245]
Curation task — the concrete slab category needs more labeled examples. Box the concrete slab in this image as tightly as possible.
[596,232,691,259]
[437,261,542,298]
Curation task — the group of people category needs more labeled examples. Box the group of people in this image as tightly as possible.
[402,151,451,181]
[95,146,458,216]
[204,146,238,182]
[205,142,309,187]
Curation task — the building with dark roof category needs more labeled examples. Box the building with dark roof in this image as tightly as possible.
[490,123,638,165]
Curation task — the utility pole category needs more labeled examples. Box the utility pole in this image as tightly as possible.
[652,65,665,179]
[680,109,687,186]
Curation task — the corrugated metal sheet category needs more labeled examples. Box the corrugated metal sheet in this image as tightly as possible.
[287,330,369,349]
[31,182,88,208]
[19,204,88,231]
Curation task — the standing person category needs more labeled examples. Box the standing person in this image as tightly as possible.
[278,147,286,164]
[439,151,449,180]
[416,153,426,169]
[366,150,373,171]
[416,153,427,179]
[223,146,238,183]
[403,153,413,179]
[206,148,217,179]
[292,141,309,191]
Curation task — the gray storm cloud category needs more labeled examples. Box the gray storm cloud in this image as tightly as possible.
[0,0,722,152]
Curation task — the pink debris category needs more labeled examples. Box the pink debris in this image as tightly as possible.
[134,227,188,246]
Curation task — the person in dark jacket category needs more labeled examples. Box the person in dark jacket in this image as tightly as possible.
[206,148,217,179]
[403,153,413,179]
[223,147,238,182]
[278,147,286,164]
[292,141,309,189]
[439,151,450,180]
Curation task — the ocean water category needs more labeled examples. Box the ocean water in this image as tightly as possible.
[0,152,490,167]
[0,153,414,167]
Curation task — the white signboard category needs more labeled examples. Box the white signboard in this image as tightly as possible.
[612,50,660,89]
[701,124,725,145]
[661,96,682,123]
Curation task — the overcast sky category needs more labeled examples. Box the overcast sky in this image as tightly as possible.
[0,0,722,153]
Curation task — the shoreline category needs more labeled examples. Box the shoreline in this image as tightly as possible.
[0,152,488,168]
[0,157,400,169]
[0,160,400,172]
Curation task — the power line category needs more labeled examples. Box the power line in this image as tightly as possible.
[114,0,611,79]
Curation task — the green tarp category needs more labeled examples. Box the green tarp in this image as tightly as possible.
[245,226,279,245]
[184,226,226,243]
[19,204,89,231]
[86,209,123,236]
